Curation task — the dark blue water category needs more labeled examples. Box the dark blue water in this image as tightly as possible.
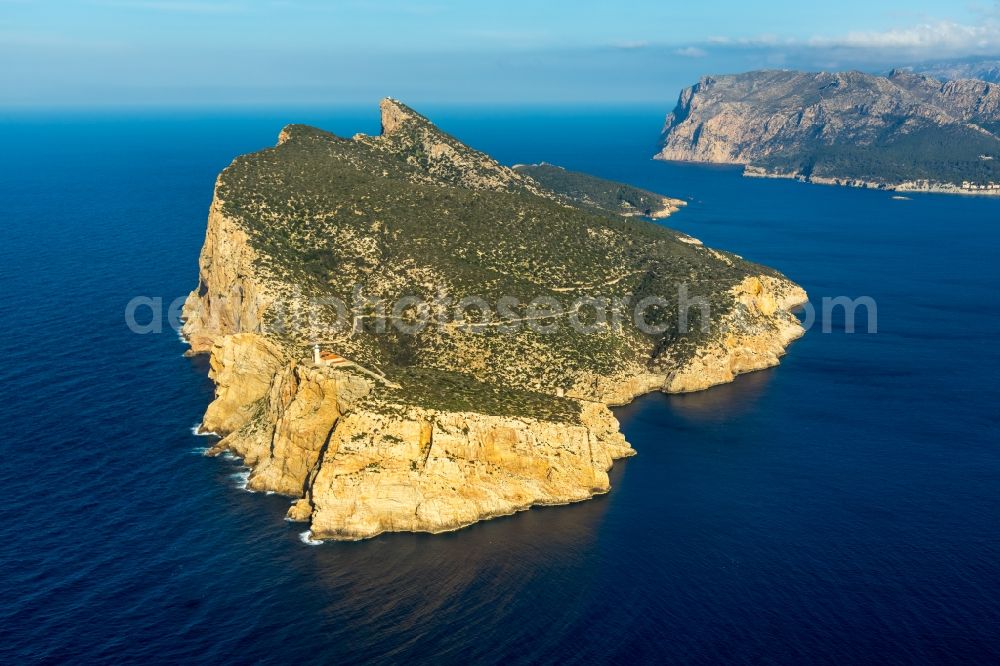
[2,107,998,664]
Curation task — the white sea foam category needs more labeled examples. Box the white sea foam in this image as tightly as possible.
[231,469,251,491]
[189,446,210,455]
[190,423,219,437]
[299,530,323,546]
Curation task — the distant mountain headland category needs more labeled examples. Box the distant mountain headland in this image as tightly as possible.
[181,99,806,541]
[656,69,1000,195]
[912,57,1000,85]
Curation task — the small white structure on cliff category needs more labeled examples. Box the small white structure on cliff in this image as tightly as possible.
[313,343,350,367]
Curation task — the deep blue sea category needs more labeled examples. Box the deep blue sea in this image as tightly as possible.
[2,106,998,664]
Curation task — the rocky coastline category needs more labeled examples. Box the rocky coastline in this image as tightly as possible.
[742,166,1000,196]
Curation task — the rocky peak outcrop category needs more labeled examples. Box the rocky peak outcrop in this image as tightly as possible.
[379,97,413,136]
[888,69,1000,123]
[356,97,547,195]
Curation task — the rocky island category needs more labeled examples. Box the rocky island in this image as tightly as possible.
[656,69,1000,194]
[182,99,806,541]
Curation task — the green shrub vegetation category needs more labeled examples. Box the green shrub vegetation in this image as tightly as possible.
[514,163,678,216]
[214,102,786,420]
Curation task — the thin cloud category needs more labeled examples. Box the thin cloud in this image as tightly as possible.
[613,41,650,50]
[813,21,1000,50]
[682,18,1000,60]
[674,46,707,58]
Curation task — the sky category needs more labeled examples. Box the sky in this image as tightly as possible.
[3,0,1000,107]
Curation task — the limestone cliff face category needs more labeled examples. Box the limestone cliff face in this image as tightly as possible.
[571,276,807,403]
[181,194,272,354]
[662,276,807,393]
[303,400,631,540]
[183,98,809,541]
[200,333,286,436]
[197,332,632,540]
[200,333,374,497]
